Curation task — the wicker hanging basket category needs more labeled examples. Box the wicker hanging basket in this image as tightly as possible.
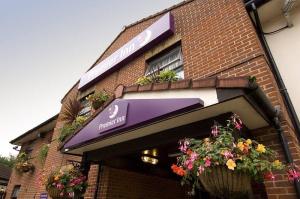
[199,167,251,199]
[46,187,63,199]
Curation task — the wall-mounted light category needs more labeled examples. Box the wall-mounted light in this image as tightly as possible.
[13,145,20,151]
[141,149,159,165]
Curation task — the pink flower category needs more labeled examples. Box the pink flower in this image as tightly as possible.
[287,169,300,182]
[68,192,74,198]
[190,152,198,162]
[223,151,233,159]
[204,157,211,167]
[198,165,205,174]
[211,125,219,137]
[179,139,190,153]
[56,183,64,190]
[231,114,243,130]
[185,160,193,170]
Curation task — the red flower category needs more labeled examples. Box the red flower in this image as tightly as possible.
[171,164,186,176]
[264,172,275,181]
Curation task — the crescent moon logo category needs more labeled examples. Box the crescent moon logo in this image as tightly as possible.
[139,30,152,47]
[109,105,119,119]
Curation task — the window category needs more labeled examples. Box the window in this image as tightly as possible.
[145,46,184,79]
[11,185,21,199]
[78,93,93,117]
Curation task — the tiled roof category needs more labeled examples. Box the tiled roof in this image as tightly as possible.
[0,164,12,181]
[115,77,252,98]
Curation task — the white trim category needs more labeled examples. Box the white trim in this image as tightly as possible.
[122,88,218,107]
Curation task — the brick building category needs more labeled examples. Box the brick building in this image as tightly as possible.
[6,115,57,199]
[6,0,300,198]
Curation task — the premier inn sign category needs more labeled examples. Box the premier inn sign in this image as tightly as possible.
[98,101,128,132]
[93,100,129,133]
[78,12,174,90]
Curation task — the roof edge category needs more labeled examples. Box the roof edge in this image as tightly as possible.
[10,114,59,145]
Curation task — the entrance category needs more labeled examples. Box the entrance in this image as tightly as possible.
[100,143,198,199]
[83,114,268,198]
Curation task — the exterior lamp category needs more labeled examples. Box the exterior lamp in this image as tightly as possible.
[141,149,159,165]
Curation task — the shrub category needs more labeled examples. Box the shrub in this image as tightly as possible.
[136,70,178,86]
[58,116,87,143]
[38,144,49,165]
[87,90,110,110]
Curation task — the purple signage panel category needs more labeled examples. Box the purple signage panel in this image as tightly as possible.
[64,98,203,150]
[78,12,174,90]
[40,193,48,199]
[97,100,128,133]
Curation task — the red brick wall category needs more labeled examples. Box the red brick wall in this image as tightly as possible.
[5,130,53,199]
[96,166,189,199]
[9,0,299,198]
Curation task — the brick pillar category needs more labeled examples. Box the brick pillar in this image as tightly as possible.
[251,125,299,199]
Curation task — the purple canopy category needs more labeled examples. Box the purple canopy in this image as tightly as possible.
[63,98,203,150]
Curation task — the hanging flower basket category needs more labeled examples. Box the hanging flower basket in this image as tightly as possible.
[170,114,300,197]
[46,187,63,199]
[15,152,35,174]
[15,162,35,173]
[45,166,88,199]
[199,166,251,198]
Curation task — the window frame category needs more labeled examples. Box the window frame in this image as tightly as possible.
[145,45,184,78]
[11,185,21,199]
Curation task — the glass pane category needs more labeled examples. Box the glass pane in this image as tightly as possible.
[146,46,183,76]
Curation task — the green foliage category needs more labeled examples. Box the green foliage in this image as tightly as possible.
[136,76,152,86]
[87,90,110,110]
[58,116,88,143]
[38,144,49,165]
[136,70,178,85]
[0,154,16,168]
[156,70,178,83]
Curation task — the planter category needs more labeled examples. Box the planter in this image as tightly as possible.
[92,100,105,110]
[46,187,63,199]
[15,162,35,173]
[199,167,251,199]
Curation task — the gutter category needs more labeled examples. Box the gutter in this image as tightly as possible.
[245,0,300,142]
[244,3,300,195]
[247,79,300,197]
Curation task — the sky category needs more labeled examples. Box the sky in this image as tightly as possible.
[0,0,182,157]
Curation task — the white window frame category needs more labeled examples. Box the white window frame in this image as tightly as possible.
[145,46,184,78]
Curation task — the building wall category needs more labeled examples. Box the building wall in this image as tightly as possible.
[262,6,300,120]
[5,131,53,199]
[9,0,300,198]
[97,166,189,199]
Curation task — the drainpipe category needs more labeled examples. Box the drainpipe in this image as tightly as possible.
[247,82,300,197]
[93,162,102,199]
[247,1,300,141]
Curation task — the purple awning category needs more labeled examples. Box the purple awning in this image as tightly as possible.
[63,98,203,150]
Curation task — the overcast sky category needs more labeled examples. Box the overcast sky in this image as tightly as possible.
[0,0,182,157]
